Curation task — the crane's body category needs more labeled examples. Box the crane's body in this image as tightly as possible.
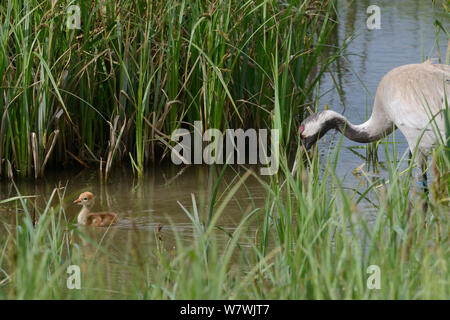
[297,61,450,188]
[371,61,448,151]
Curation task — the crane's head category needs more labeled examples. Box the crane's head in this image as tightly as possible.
[299,111,334,150]
[74,191,95,207]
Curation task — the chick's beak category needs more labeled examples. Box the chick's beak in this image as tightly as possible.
[73,198,81,204]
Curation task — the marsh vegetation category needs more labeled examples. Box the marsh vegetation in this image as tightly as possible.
[0,0,449,299]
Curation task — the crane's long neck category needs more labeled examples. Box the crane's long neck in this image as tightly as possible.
[327,111,393,143]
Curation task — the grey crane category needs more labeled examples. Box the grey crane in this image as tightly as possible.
[293,61,450,190]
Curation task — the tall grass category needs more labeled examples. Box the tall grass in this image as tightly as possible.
[1,139,448,299]
[0,0,339,179]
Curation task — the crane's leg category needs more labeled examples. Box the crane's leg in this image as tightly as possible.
[398,127,430,212]
[415,150,430,213]
[416,151,429,195]
[399,127,428,192]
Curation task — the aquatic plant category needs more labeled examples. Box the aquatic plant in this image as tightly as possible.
[0,0,339,179]
[0,138,448,299]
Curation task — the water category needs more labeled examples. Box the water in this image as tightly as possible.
[0,0,448,291]
[1,165,266,242]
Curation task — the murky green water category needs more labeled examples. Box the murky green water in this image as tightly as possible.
[0,0,448,290]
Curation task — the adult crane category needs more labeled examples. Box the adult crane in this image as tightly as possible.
[294,61,450,190]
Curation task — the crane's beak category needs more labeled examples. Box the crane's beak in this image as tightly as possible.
[73,198,81,204]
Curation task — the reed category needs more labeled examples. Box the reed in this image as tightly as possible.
[0,0,339,179]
